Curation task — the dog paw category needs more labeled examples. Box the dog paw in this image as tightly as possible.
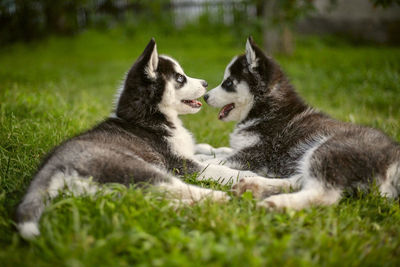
[194,143,215,155]
[232,177,285,199]
[257,194,293,211]
[232,177,266,199]
[209,190,231,203]
[256,198,279,211]
[188,187,230,203]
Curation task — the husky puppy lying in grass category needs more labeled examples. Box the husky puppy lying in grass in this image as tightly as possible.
[16,39,262,239]
[196,37,400,210]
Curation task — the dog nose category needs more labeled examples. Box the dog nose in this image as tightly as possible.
[201,80,208,88]
[203,94,209,102]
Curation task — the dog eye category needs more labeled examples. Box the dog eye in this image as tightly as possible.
[175,74,186,84]
[224,79,233,87]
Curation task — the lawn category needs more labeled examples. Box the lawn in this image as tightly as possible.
[1,29,400,266]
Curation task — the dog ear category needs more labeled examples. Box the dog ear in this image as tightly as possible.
[139,38,159,79]
[115,39,161,122]
[245,36,257,69]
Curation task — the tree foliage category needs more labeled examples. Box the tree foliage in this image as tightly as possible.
[0,0,172,45]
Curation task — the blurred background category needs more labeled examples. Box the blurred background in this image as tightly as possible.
[1,0,400,53]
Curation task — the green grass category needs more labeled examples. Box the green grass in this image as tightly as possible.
[1,29,400,266]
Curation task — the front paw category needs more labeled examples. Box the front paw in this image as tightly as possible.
[257,195,287,211]
[232,176,283,199]
[232,177,266,199]
[256,198,279,211]
[192,188,230,203]
[209,190,231,203]
[195,143,215,155]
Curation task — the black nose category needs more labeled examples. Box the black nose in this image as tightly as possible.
[201,80,208,88]
[203,94,209,102]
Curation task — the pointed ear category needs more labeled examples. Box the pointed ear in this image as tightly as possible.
[140,38,159,79]
[245,36,257,69]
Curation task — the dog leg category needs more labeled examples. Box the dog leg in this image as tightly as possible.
[158,177,230,203]
[232,175,301,199]
[195,143,216,155]
[194,154,217,162]
[196,163,261,185]
[195,143,233,156]
[257,181,342,210]
[213,147,234,156]
[194,154,229,166]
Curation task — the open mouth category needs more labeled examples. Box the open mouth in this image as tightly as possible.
[181,99,202,109]
[218,103,235,120]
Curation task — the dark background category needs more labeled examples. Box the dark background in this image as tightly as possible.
[1,0,399,54]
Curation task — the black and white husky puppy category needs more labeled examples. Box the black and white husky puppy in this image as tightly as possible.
[16,39,260,239]
[196,37,400,210]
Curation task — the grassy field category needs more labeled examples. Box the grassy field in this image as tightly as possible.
[1,29,400,266]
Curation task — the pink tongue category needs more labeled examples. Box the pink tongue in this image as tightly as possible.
[192,100,202,108]
[184,99,202,108]
[218,103,234,120]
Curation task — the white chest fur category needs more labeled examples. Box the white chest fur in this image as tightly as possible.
[230,119,260,151]
[165,117,195,158]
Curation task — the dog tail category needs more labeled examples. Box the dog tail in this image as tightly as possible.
[381,159,400,198]
[16,167,65,239]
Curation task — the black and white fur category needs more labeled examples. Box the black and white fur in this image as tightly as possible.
[196,37,400,210]
[16,39,261,239]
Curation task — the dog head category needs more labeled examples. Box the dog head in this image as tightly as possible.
[204,36,285,122]
[115,38,208,122]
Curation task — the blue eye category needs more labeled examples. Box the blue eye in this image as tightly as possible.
[176,74,185,83]
[224,79,233,87]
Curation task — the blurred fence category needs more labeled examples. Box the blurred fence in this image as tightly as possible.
[1,0,399,47]
[0,0,258,45]
[172,0,256,26]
